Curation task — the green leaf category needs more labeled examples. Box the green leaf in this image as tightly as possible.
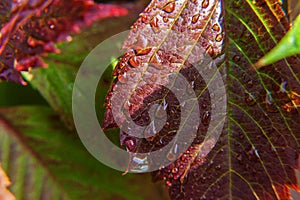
[0,106,168,200]
[255,14,300,68]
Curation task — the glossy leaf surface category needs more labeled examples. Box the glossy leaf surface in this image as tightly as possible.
[0,0,127,84]
[104,0,300,199]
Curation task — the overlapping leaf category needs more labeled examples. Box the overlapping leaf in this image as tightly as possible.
[27,1,148,129]
[104,0,300,199]
[0,106,168,200]
[0,0,127,84]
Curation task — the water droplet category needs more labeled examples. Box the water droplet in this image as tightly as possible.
[206,45,214,56]
[163,16,169,23]
[245,92,256,106]
[49,24,55,29]
[144,122,157,139]
[167,144,178,161]
[201,111,210,125]
[155,104,166,119]
[265,91,278,112]
[215,164,221,169]
[172,168,178,174]
[279,81,288,93]
[167,152,176,161]
[163,1,175,13]
[166,180,172,187]
[118,72,127,83]
[125,139,136,151]
[140,13,148,23]
[128,56,140,68]
[192,14,200,24]
[150,17,160,33]
[212,23,220,32]
[131,24,138,33]
[246,146,260,159]
[163,99,168,110]
[202,0,209,8]
[191,0,197,4]
[136,47,152,56]
[233,55,240,62]
[123,100,132,110]
[215,34,223,42]
[118,62,126,69]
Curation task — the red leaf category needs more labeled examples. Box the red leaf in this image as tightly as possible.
[0,0,127,84]
[104,0,300,199]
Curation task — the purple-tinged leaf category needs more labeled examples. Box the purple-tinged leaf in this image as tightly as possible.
[0,0,127,84]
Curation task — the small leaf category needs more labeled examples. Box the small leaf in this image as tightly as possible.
[0,106,168,200]
[0,164,15,200]
[255,14,300,68]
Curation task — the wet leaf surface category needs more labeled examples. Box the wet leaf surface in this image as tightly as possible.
[0,0,127,84]
[104,0,300,199]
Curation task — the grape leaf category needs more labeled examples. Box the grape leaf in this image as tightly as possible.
[104,0,300,199]
[0,106,168,200]
[0,164,15,200]
[0,0,127,84]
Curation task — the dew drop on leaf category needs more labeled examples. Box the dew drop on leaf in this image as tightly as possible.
[163,1,175,13]
[163,16,169,23]
[265,91,278,112]
[192,14,200,24]
[128,56,139,68]
[201,111,210,125]
[245,92,256,106]
[232,55,241,62]
[215,33,223,42]
[136,47,152,56]
[49,24,55,29]
[171,167,178,174]
[202,0,209,8]
[125,139,135,151]
[279,81,288,93]
[166,180,172,187]
[212,23,220,32]
[150,17,160,33]
[118,73,128,83]
[167,144,178,161]
[140,13,148,23]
